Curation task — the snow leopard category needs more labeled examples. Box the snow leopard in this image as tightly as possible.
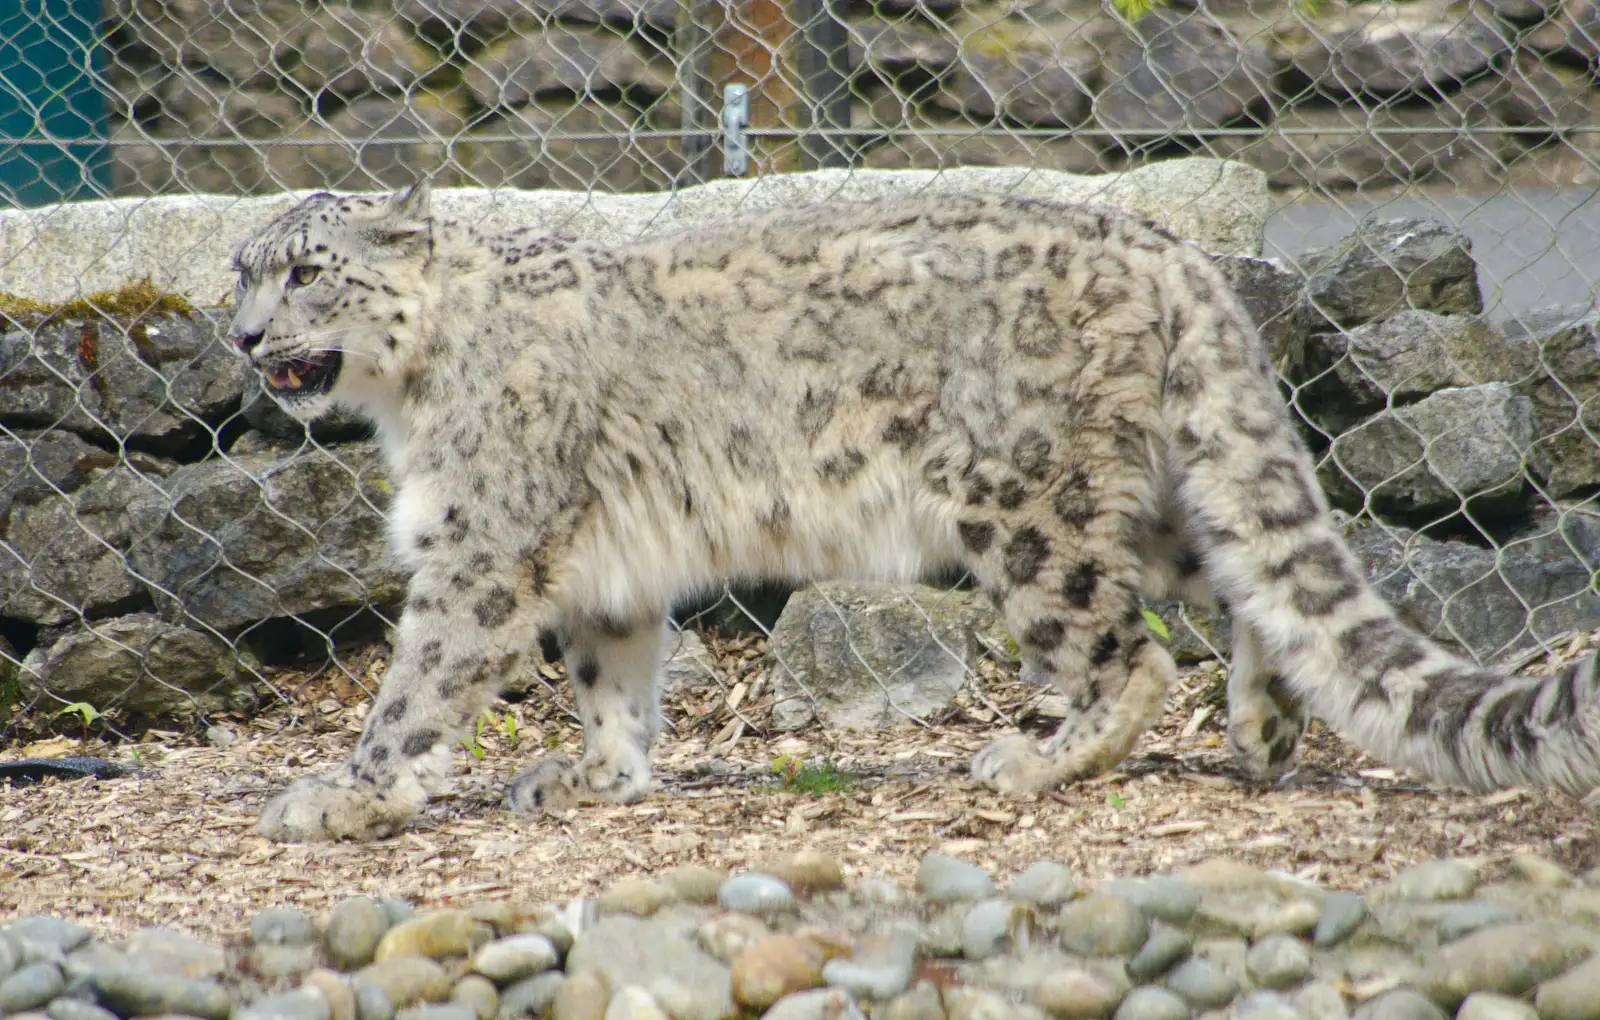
[228,180,1599,842]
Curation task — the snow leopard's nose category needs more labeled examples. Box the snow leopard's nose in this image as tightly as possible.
[230,329,264,354]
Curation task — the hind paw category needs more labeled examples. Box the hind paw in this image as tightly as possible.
[972,734,1058,794]
[1227,707,1304,779]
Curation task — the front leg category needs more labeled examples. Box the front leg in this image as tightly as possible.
[506,614,666,813]
[259,563,547,842]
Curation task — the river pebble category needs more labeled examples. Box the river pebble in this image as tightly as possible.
[1057,894,1148,957]
[7,849,1600,1020]
[717,873,795,915]
[0,962,65,1013]
[1008,862,1076,907]
[915,854,995,905]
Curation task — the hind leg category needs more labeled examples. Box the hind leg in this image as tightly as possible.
[1224,621,1305,778]
[1141,505,1306,779]
[965,469,1176,793]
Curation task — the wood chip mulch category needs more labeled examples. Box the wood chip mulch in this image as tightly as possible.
[4,630,1597,941]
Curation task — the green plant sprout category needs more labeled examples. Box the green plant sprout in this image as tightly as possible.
[769,755,859,795]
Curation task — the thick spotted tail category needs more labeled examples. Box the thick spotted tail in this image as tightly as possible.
[1160,252,1600,800]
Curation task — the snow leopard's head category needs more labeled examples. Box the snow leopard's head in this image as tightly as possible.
[228,180,432,422]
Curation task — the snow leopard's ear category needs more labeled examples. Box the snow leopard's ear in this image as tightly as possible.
[362,178,432,248]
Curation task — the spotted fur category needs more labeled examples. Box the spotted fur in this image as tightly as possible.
[232,182,1599,842]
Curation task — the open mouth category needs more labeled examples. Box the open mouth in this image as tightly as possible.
[262,351,342,399]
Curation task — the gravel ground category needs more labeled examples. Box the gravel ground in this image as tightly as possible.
[3,845,1600,1019]
[4,632,1599,1019]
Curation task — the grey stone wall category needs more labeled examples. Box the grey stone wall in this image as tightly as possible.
[100,0,1600,197]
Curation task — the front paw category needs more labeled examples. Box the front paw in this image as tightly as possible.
[258,771,418,842]
[971,734,1057,795]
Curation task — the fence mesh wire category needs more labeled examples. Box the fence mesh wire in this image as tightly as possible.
[2,0,1598,760]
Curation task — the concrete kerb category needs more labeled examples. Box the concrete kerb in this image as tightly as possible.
[0,159,1268,304]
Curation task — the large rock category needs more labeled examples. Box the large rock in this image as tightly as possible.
[0,431,105,520]
[393,0,681,32]
[295,95,466,193]
[1348,517,1600,666]
[1283,1,1509,96]
[1093,9,1275,139]
[461,102,680,194]
[291,8,439,97]
[0,310,250,454]
[0,160,1269,304]
[128,443,406,631]
[19,613,257,719]
[847,18,960,79]
[1499,305,1600,499]
[114,0,310,87]
[0,463,172,626]
[1300,218,1482,330]
[563,912,734,1020]
[769,582,1004,731]
[1219,104,1482,192]
[1321,383,1536,519]
[1210,254,1307,378]
[930,19,1096,128]
[1297,311,1518,432]
[462,28,671,109]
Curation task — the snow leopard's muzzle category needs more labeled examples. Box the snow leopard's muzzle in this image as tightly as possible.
[231,328,344,405]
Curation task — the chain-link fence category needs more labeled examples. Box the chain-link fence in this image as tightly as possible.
[1,0,1598,759]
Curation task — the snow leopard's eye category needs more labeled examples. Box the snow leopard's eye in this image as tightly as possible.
[289,265,321,288]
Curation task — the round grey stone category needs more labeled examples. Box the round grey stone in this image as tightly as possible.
[1096,877,1200,925]
[7,920,92,955]
[327,898,392,971]
[0,963,66,1013]
[1313,891,1366,948]
[381,900,417,926]
[253,908,319,948]
[0,932,23,980]
[46,998,121,1020]
[1127,926,1191,983]
[394,1006,477,1020]
[1294,980,1352,1020]
[239,988,333,1020]
[1008,862,1077,907]
[1352,989,1449,1020]
[1113,985,1191,1020]
[123,929,225,980]
[1392,859,1476,901]
[1457,991,1539,1020]
[960,899,1031,961]
[1234,991,1300,1020]
[496,972,565,1020]
[1246,933,1312,990]
[1535,952,1600,1020]
[472,935,559,985]
[717,873,794,915]
[1057,895,1148,957]
[854,878,906,907]
[87,965,232,1020]
[915,853,996,904]
[1436,903,1519,944]
[1164,956,1239,1008]
[354,982,396,1020]
[822,933,917,1002]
